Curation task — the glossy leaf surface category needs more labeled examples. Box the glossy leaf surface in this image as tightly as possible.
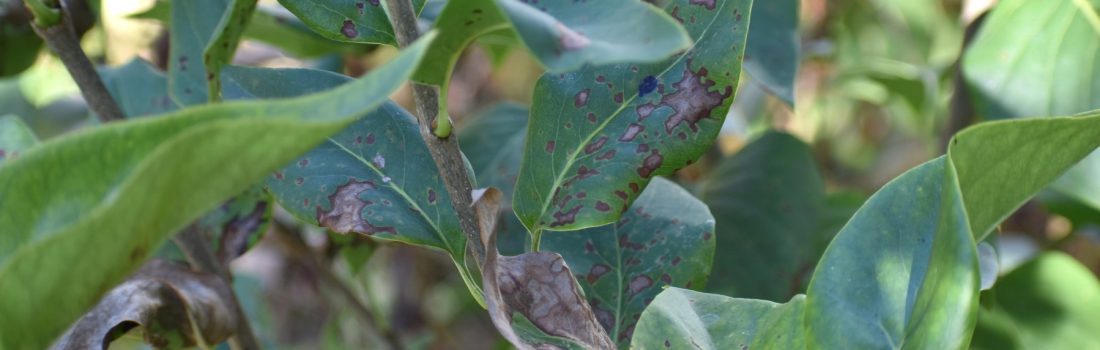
[962,0,1100,220]
[0,36,432,349]
[743,0,799,105]
[698,131,824,301]
[542,177,715,347]
[277,0,426,45]
[631,288,806,349]
[513,0,752,234]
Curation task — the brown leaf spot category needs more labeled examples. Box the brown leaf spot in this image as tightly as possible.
[620,123,645,141]
[636,143,650,153]
[595,201,611,212]
[587,112,598,123]
[273,171,284,180]
[428,189,437,204]
[316,179,395,235]
[546,140,556,153]
[629,275,653,297]
[629,183,640,193]
[341,20,358,38]
[550,205,583,227]
[587,264,611,284]
[689,0,716,10]
[672,256,682,266]
[636,150,663,178]
[295,177,304,186]
[365,133,375,144]
[614,92,624,104]
[298,159,309,167]
[597,149,616,160]
[584,136,608,154]
[615,190,629,200]
[574,88,590,108]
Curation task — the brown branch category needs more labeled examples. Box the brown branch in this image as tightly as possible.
[384,0,486,265]
[173,226,261,350]
[29,0,123,122]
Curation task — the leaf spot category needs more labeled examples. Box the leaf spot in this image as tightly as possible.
[341,20,358,39]
[574,89,590,108]
[316,179,395,235]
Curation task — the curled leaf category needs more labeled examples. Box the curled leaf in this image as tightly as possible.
[52,260,238,349]
[481,200,614,349]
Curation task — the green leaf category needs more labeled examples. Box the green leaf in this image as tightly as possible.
[631,288,806,349]
[0,6,42,77]
[948,113,1100,240]
[168,0,230,105]
[963,0,1100,119]
[804,157,979,349]
[494,0,690,73]
[971,252,1100,350]
[203,0,259,102]
[962,0,1100,222]
[245,5,355,58]
[542,177,715,348]
[277,0,427,45]
[513,0,752,236]
[101,58,178,118]
[698,131,824,301]
[0,34,433,349]
[0,114,37,162]
[225,65,485,303]
[133,1,355,58]
[413,0,509,85]
[743,0,799,105]
[458,102,528,206]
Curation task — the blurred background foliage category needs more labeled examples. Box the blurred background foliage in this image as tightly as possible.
[4,0,1099,348]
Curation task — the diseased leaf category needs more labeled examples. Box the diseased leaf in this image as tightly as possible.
[743,0,799,105]
[970,253,1100,350]
[482,225,616,350]
[698,131,824,301]
[51,260,239,349]
[631,288,806,349]
[0,35,433,349]
[225,65,486,302]
[277,0,427,45]
[962,0,1100,225]
[513,0,751,236]
[542,177,715,347]
[0,114,37,162]
[155,186,272,265]
[169,0,232,105]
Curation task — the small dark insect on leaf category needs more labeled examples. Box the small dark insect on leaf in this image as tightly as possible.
[639,76,659,96]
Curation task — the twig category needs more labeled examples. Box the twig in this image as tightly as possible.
[270,220,403,350]
[384,0,486,266]
[173,226,262,350]
[27,0,123,122]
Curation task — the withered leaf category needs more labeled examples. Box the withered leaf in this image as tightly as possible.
[52,260,238,349]
[480,187,614,350]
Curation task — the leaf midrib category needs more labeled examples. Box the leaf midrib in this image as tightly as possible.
[330,139,457,254]
[530,0,728,232]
